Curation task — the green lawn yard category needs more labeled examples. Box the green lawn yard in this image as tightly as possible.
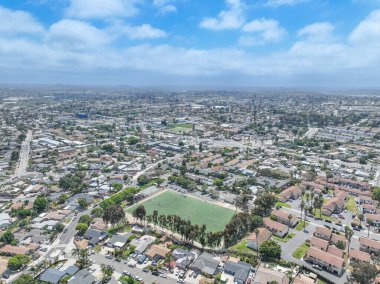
[292,242,310,259]
[229,239,254,254]
[273,233,295,243]
[295,220,309,231]
[127,191,235,232]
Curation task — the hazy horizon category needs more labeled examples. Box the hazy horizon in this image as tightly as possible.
[1,1,380,87]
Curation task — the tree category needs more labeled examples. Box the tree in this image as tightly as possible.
[78,198,89,209]
[213,178,224,190]
[366,219,373,238]
[358,213,364,228]
[254,228,260,258]
[75,223,88,235]
[351,262,377,284]
[137,175,150,186]
[112,183,123,192]
[0,231,15,244]
[251,215,263,230]
[72,248,90,269]
[13,274,36,284]
[53,223,65,233]
[33,196,48,213]
[344,226,354,253]
[78,215,92,225]
[372,187,380,202]
[103,204,125,227]
[132,205,146,224]
[259,240,281,261]
[8,255,29,271]
[336,240,346,250]
[253,190,276,216]
[287,214,293,233]
[91,207,104,218]
[11,150,20,161]
[58,193,68,204]
[100,264,114,281]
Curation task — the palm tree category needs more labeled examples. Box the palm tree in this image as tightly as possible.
[358,213,364,228]
[72,247,90,269]
[367,219,373,238]
[287,214,293,233]
[344,226,354,253]
[300,200,305,223]
[254,228,260,258]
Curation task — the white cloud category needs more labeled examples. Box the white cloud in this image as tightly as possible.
[1,6,380,86]
[241,19,286,45]
[265,0,306,8]
[349,10,380,44]
[297,22,335,42]
[0,6,44,35]
[153,0,177,15]
[66,0,139,19]
[200,0,245,30]
[49,19,111,49]
[116,23,167,39]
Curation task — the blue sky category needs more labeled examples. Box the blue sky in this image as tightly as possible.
[1,0,380,87]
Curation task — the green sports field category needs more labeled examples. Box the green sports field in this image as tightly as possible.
[127,191,235,232]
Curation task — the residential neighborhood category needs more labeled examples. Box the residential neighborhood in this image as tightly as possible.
[0,87,379,284]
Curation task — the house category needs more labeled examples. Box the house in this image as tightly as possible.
[362,204,377,214]
[68,269,96,284]
[327,246,344,258]
[130,235,156,254]
[145,244,171,262]
[246,228,272,251]
[358,196,375,205]
[330,233,347,248]
[322,191,347,216]
[349,249,371,263]
[278,186,301,202]
[224,260,251,284]
[263,217,288,238]
[0,213,11,229]
[105,233,130,248]
[314,227,332,241]
[254,265,289,284]
[172,248,196,270]
[359,237,380,255]
[39,269,67,284]
[365,213,380,227]
[191,252,219,275]
[90,218,107,231]
[0,244,38,256]
[305,247,344,275]
[84,229,107,246]
[310,236,329,251]
[271,209,299,227]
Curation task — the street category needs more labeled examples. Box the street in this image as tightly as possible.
[13,130,32,178]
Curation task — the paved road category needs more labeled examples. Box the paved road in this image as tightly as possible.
[13,130,32,177]
[90,253,178,284]
[60,206,95,244]
[280,224,349,284]
[304,127,319,139]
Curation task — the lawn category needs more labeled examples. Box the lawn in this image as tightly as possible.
[273,233,295,243]
[345,196,358,214]
[229,239,254,254]
[127,191,235,232]
[275,201,291,208]
[119,275,139,284]
[292,242,310,259]
[295,220,309,231]
[167,123,193,134]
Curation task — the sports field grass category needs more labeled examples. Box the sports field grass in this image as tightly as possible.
[126,191,235,232]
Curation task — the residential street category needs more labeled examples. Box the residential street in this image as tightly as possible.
[13,130,32,178]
